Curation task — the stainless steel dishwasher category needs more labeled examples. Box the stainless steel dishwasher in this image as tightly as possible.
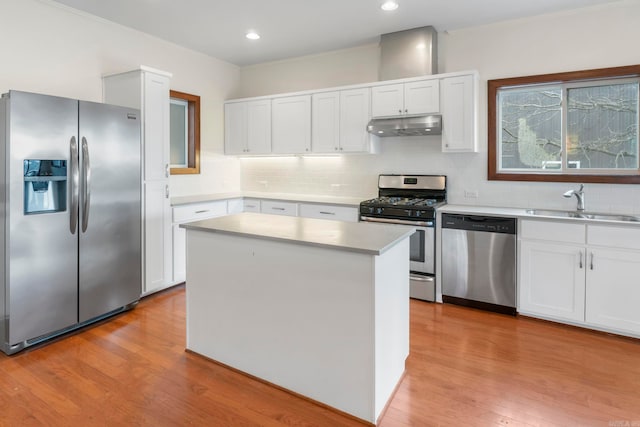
[441,214,517,315]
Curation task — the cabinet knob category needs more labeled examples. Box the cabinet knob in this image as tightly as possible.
[340,147,343,151]
[398,109,402,114]
[404,109,408,113]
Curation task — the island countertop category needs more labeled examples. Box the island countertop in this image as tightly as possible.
[180,212,414,255]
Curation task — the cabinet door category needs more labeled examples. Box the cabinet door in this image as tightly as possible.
[224,102,247,154]
[586,248,640,335]
[339,88,371,153]
[312,91,340,153]
[144,181,173,294]
[247,100,272,154]
[143,72,171,181]
[404,80,439,115]
[519,240,586,322]
[272,95,311,154]
[371,84,404,117]
[441,74,477,152]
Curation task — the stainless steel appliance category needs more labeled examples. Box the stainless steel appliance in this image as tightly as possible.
[0,90,142,355]
[441,214,517,315]
[367,115,442,137]
[360,174,446,302]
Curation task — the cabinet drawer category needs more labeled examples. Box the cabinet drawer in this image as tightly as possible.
[261,200,298,216]
[243,199,261,213]
[588,224,640,250]
[298,203,358,222]
[520,219,585,244]
[173,201,227,223]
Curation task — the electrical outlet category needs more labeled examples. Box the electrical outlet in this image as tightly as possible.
[464,190,479,198]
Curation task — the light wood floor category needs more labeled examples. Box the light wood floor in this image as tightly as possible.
[1,285,639,426]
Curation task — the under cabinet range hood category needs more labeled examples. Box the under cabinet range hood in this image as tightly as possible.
[367,115,442,137]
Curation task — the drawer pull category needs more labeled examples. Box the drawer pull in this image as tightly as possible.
[320,211,335,215]
[195,209,210,214]
[272,207,285,211]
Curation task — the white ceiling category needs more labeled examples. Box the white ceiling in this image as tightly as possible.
[50,0,619,66]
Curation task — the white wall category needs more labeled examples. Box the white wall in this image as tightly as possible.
[237,0,640,214]
[1,0,242,197]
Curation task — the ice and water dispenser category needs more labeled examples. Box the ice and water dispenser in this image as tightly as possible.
[23,159,67,215]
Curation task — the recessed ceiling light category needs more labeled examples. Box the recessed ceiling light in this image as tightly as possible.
[246,31,260,40]
[381,1,399,11]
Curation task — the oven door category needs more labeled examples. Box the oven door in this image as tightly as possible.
[409,225,434,275]
[360,216,434,275]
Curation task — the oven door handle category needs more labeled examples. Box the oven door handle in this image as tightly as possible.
[360,216,434,227]
[410,274,434,282]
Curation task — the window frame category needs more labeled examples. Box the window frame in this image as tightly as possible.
[488,65,640,184]
[169,90,200,175]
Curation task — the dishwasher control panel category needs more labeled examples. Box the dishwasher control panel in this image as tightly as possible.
[441,214,516,234]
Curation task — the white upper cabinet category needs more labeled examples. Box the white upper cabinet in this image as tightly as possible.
[224,102,247,155]
[272,95,311,154]
[441,74,477,153]
[371,79,439,118]
[312,91,340,153]
[339,88,372,153]
[312,89,374,153]
[225,100,271,155]
[224,70,477,156]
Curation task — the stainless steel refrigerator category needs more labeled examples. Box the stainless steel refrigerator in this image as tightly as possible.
[0,90,142,354]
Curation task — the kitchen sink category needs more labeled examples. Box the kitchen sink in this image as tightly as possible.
[525,209,640,222]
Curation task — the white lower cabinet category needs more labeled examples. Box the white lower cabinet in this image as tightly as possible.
[519,219,640,337]
[243,198,261,212]
[172,201,228,283]
[261,200,298,216]
[298,203,358,222]
[519,240,585,323]
[585,248,640,334]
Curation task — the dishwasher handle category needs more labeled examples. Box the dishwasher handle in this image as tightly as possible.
[441,213,517,234]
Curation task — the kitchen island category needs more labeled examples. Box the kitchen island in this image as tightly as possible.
[181,213,413,425]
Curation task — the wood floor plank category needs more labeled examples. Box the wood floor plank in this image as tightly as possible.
[1,285,639,426]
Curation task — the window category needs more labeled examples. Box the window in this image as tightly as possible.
[169,90,200,175]
[488,65,640,183]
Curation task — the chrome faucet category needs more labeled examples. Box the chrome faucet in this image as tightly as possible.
[563,184,585,211]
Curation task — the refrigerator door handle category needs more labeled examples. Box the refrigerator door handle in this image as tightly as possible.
[70,136,79,234]
[81,136,91,232]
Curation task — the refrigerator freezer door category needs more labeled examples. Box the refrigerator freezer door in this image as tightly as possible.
[78,101,141,322]
[7,91,79,345]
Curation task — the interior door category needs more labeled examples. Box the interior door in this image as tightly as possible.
[78,101,141,322]
[7,91,79,345]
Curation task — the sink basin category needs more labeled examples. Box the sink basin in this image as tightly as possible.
[525,209,640,222]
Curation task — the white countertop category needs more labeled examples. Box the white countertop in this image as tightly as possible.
[171,192,371,208]
[180,212,415,255]
[440,204,640,226]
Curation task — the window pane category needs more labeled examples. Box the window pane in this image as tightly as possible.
[499,87,562,171]
[170,101,188,167]
[566,83,638,170]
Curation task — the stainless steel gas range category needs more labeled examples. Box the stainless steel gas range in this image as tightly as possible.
[359,174,446,302]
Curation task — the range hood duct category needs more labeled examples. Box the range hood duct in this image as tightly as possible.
[378,26,438,81]
[367,115,442,137]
